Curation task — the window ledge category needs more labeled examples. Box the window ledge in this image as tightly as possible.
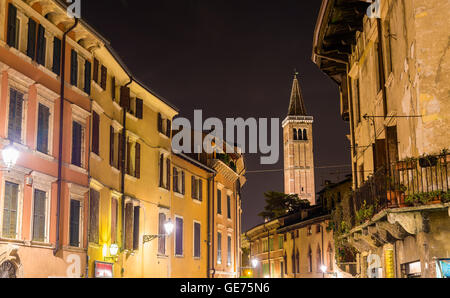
[9,47,32,64]
[175,254,184,258]
[112,101,122,111]
[157,254,169,259]
[92,81,103,93]
[193,199,202,205]
[110,166,120,175]
[68,83,89,98]
[68,164,88,174]
[158,187,169,193]
[34,150,56,162]
[126,112,138,122]
[37,64,58,80]
[159,132,169,139]
[29,241,53,249]
[174,192,184,199]
[90,152,102,162]
[62,245,87,253]
[125,174,138,182]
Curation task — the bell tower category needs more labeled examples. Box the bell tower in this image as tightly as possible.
[282,73,316,205]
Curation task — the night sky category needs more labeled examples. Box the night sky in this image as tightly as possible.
[82,0,351,231]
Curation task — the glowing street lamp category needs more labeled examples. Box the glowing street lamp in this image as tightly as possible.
[320,265,328,273]
[251,258,259,268]
[143,218,174,244]
[164,219,174,235]
[1,145,19,170]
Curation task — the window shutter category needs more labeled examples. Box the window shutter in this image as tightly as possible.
[133,206,140,250]
[69,200,80,247]
[227,195,231,218]
[36,24,46,66]
[158,213,166,254]
[120,86,130,110]
[32,189,46,242]
[52,37,61,76]
[173,167,178,193]
[7,4,17,47]
[159,154,164,187]
[191,176,195,199]
[109,126,115,166]
[26,19,37,59]
[125,203,133,250]
[37,103,49,154]
[165,119,171,137]
[135,142,141,178]
[181,171,185,195]
[194,222,201,258]
[111,199,117,244]
[166,159,171,190]
[71,122,82,167]
[217,189,222,214]
[84,60,91,95]
[14,91,23,142]
[175,217,183,256]
[70,50,78,86]
[135,98,143,119]
[89,189,99,243]
[93,58,99,83]
[118,132,123,171]
[199,179,203,201]
[157,113,163,133]
[100,65,107,90]
[92,112,99,155]
[3,182,18,238]
[126,141,132,176]
[8,89,23,143]
[111,77,116,100]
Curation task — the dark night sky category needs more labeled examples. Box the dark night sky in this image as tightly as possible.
[82,0,351,231]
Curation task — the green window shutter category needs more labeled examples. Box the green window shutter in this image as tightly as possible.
[52,37,61,76]
[32,189,46,242]
[26,19,37,59]
[7,4,17,47]
[36,24,46,66]
[37,103,50,154]
[2,182,19,238]
[84,60,91,95]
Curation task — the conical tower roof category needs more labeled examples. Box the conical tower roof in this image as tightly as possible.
[287,73,307,116]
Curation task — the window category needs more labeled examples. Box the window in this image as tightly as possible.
[157,113,171,137]
[133,206,140,250]
[126,140,141,178]
[226,195,231,219]
[217,189,222,215]
[303,129,308,141]
[327,244,333,271]
[227,235,232,266]
[317,246,322,272]
[128,96,143,119]
[89,189,100,243]
[278,235,284,249]
[111,77,116,100]
[26,18,37,59]
[293,128,297,140]
[36,103,50,154]
[109,126,115,167]
[92,111,100,155]
[70,50,78,86]
[263,239,268,253]
[308,247,312,273]
[291,250,295,274]
[191,176,202,200]
[383,20,393,75]
[8,88,24,143]
[36,24,46,66]
[84,60,91,95]
[307,226,312,236]
[6,4,19,49]
[124,202,133,250]
[69,199,81,247]
[158,213,166,255]
[316,224,321,234]
[159,154,171,190]
[175,216,183,256]
[173,168,185,195]
[32,189,47,242]
[111,198,118,244]
[194,222,201,258]
[52,37,61,76]
[269,237,274,251]
[217,232,222,264]
[2,182,19,239]
[283,254,287,275]
[100,65,107,90]
[71,121,83,167]
[93,58,99,84]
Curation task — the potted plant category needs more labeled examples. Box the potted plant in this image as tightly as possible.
[419,155,438,168]
[386,178,407,206]
[396,158,416,171]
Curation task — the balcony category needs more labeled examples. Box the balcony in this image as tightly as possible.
[352,152,449,225]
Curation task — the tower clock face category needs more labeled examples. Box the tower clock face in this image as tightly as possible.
[0,261,16,278]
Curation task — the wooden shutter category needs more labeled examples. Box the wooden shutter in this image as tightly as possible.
[199,179,203,201]
[159,154,164,187]
[36,24,46,66]
[52,37,61,76]
[135,98,143,119]
[71,122,82,167]
[126,141,131,175]
[111,198,117,244]
[194,222,200,258]
[217,189,222,214]
[93,58,99,83]
[69,200,81,247]
[125,203,133,250]
[26,19,37,59]
[111,77,116,100]
[37,103,49,154]
[84,60,91,95]
[166,119,171,137]
[175,217,183,256]
[135,142,141,178]
[133,206,140,250]
[120,86,130,110]
[109,126,115,166]
[92,112,100,155]
[8,89,23,143]
[181,171,185,195]
[191,176,195,199]
[100,65,107,90]
[173,167,178,192]
[89,189,99,243]
[158,213,166,255]
[3,182,18,238]
[157,113,163,133]
[70,50,78,86]
[118,132,123,171]
[227,195,231,218]
[166,159,171,190]
[7,4,17,47]
[33,189,46,242]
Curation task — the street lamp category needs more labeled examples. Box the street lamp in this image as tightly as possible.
[320,265,328,274]
[251,258,259,268]
[1,145,19,171]
[143,218,174,244]
[103,243,120,262]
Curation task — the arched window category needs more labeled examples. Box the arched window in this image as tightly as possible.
[298,129,303,140]
[293,128,297,140]
[296,250,300,273]
[303,129,308,140]
[308,246,312,273]
[327,243,333,271]
[317,246,322,272]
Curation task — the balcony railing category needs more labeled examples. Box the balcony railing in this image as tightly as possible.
[352,152,449,224]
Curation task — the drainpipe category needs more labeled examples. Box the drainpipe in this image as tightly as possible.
[210,172,216,278]
[120,77,132,254]
[54,18,79,256]
[206,173,215,278]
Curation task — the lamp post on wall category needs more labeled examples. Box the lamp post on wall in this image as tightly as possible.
[0,145,19,171]
[142,219,174,244]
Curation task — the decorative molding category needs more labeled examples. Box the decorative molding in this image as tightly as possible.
[35,84,58,102]
[89,178,104,192]
[91,101,104,115]
[68,183,89,197]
